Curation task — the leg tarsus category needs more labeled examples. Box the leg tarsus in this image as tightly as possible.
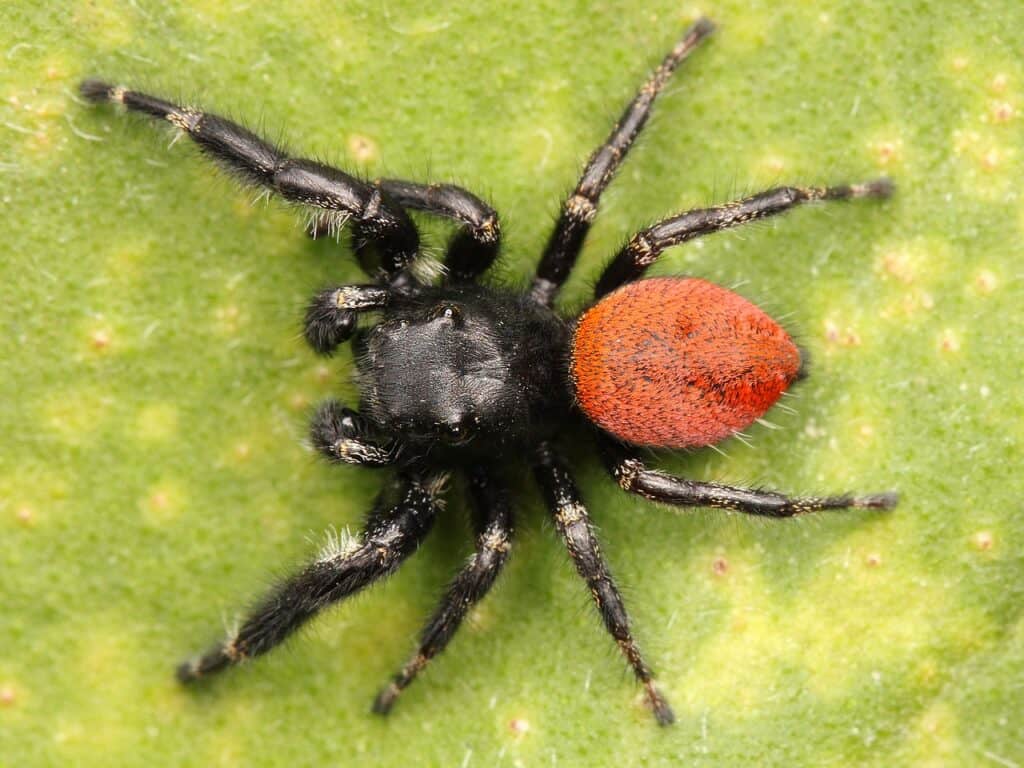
[176,646,232,683]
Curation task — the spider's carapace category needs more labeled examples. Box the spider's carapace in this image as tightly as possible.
[571,277,801,448]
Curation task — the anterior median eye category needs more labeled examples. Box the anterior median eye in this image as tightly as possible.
[431,304,462,323]
[440,417,475,444]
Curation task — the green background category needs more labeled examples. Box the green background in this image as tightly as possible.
[2,1,1022,766]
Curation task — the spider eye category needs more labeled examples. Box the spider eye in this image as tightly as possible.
[440,416,475,445]
[431,304,462,323]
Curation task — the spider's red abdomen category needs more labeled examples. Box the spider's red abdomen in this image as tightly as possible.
[571,277,801,448]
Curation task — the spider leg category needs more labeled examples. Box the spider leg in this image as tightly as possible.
[533,442,674,726]
[310,400,400,468]
[373,463,513,714]
[599,438,898,517]
[382,180,501,284]
[595,179,893,297]
[313,180,500,284]
[530,17,715,306]
[79,80,419,280]
[176,472,441,682]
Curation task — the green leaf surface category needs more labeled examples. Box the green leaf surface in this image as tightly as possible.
[2,1,1022,766]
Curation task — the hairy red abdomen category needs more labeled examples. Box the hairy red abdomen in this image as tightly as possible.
[571,277,801,448]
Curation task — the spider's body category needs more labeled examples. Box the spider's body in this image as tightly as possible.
[81,17,897,726]
[353,283,570,457]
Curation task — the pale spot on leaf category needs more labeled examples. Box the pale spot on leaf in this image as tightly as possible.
[938,329,961,353]
[43,390,111,444]
[140,481,186,525]
[711,556,729,576]
[347,134,379,165]
[824,318,862,347]
[877,248,920,284]
[135,403,179,442]
[870,137,903,166]
[971,530,994,551]
[88,328,111,351]
[214,304,243,335]
[974,269,998,294]
[991,101,1015,123]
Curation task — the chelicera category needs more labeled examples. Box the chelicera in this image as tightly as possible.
[81,17,897,726]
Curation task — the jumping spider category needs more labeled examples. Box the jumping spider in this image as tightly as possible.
[81,17,897,725]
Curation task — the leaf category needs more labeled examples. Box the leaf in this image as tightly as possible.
[1,2,1022,766]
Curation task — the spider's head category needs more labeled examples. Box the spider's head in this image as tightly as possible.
[355,285,568,452]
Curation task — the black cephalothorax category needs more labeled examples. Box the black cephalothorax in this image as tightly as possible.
[80,17,897,726]
[352,284,572,456]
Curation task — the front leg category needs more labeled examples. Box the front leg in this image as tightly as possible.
[309,179,500,283]
[533,442,674,725]
[80,81,420,278]
[600,438,898,517]
[376,180,501,284]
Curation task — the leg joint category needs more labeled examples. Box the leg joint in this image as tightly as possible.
[474,212,501,243]
[612,457,645,491]
[554,501,586,526]
[626,232,657,266]
[565,194,598,223]
[481,528,511,554]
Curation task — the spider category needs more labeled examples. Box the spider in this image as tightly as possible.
[80,17,897,726]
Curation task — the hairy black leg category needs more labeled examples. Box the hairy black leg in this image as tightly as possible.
[379,180,501,283]
[309,400,399,467]
[373,464,513,714]
[79,80,419,278]
[304,284,389,355]
[533,442,673,725]
[595,179,893,297]
[309,180,499,283]
[176,473,440,682]
[531,17,715,306]
[599,438,898,517]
